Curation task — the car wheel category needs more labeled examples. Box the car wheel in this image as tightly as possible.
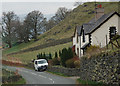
[38,68,41,72]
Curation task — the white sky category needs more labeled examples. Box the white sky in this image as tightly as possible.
[0,0,119,18]
[2,2,75,15]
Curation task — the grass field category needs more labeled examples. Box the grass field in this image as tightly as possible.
[7,42,72,64]
[3,41,34,55]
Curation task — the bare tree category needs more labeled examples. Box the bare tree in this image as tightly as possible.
[2,11,18,48]
[74,2,83,7]
[45,17,57,31]
[25,10,44,41]
[14,20,30,43]
[55,7,68,22]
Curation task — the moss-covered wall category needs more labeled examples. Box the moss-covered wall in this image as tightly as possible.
[79,50,119,84]
[48,50,120,84]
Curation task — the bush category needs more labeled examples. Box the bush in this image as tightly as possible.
[59,50,62,57]
[60,48,74,67]
[37,53,45,59]
[43,52,46,58]
[51,58,60,65]
[37,53,41,59]
[55,52,58,58]
[86,45,101,58]
[49,53,52,59]
[65,58,75,68]
[74,60,80,68]
[48,60,52,66]
[65,57,80,68]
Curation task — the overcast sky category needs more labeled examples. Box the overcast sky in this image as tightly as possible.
[0,0,119,19]
[2,2,75,15]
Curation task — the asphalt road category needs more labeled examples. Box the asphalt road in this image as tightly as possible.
[3,66,76,85]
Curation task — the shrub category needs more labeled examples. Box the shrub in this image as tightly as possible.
[59,50,62,57]
[37,53,45,59]
[68,47,73,59]
[74,60,80,68]
[48,60,53,66]
[60,48,68,66]
[73,56,80,61]
[65,58,75,68]
[60,48,74,67]
[37,53,41,59]
[52,58,60,65]
[43,52,46,58]
[55,52,58,58]
[86,45,101,58]
[49,53,52,59]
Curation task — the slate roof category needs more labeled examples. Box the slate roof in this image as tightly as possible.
[76,25,82,36]
[83,23,94,34]
[76,11,120,35]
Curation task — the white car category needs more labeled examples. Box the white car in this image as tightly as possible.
[34,59,48,71]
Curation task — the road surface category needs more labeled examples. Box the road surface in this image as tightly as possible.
[3,66,76,85]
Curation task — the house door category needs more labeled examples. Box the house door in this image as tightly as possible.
[109,27,116,39]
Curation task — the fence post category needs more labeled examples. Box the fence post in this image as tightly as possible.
[106,35,108,49]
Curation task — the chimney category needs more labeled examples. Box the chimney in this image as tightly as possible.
[95,4,104,21]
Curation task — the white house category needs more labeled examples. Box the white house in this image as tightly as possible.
[73,5,120,57]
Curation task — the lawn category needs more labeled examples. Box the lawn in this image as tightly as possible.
[10,42,72,64]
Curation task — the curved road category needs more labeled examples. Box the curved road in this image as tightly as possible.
[3,66,76,85]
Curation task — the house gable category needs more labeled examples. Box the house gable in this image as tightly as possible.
[91,13,120,47]
[89,12,120,34]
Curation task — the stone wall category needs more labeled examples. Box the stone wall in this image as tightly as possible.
[79,50,119,85]
[47,50,120,84]
[48,66,80,76]
[8,37,72,55]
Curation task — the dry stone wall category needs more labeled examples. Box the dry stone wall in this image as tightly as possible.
[47,50,120,85]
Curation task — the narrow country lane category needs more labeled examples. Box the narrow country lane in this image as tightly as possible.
[3,66,76,85]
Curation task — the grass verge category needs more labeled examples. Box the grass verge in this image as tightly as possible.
[2,78,26,86]
[2,68,26,86]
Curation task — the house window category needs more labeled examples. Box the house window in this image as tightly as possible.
[109,27,116,39]
[83,30,85,42]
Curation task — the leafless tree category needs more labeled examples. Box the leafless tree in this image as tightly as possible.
[2,11,18,48]
[74,2,83,7]
[55,7,68,22]
[25,10,44,41]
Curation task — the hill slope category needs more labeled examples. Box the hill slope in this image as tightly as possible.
[21,2,119,50]
[3,2,119,63]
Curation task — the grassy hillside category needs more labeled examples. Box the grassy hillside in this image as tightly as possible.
[2,2,119,63]
[21,2,118,50]
[4,42,72,64]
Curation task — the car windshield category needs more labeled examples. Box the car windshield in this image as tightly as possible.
[38,60,47,64]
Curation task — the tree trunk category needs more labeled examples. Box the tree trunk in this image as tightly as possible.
[110,41,119,48]
[34,22,38,41]
[116,39,120,48]
[8,26,12,48]
[8,41,12,48]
